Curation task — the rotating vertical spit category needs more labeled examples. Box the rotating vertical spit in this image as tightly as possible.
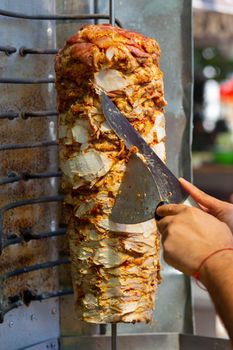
[108,1,117,350]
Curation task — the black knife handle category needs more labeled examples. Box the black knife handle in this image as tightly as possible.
[154,200,170,221]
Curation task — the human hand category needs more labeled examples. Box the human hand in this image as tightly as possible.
[156,202,233,278]
[179,177,233,233]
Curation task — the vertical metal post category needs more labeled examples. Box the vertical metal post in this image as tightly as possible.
[109,0,115,25]
[94,0,98,24]
[111,323,117,350]
[110,1,116,349]
[99,324,107,334]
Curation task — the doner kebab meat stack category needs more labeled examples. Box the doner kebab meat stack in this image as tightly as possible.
[55,24,167,323]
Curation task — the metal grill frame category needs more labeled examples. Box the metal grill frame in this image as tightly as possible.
[0,0,118,328]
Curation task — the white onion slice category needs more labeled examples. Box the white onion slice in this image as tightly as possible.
[72,119,91,143]
[151,142,166,162]
[94,69,129,92]
[61,149,113,183]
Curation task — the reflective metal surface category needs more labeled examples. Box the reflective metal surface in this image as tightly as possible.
[60,333,232,350]
[21,339,59,350]
[0,299,59,350]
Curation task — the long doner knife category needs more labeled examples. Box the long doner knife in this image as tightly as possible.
[101,92,197,224]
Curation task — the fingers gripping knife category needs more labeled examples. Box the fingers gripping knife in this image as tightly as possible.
[101,92,198,224]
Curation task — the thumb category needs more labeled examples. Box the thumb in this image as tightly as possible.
[179,178,221,215]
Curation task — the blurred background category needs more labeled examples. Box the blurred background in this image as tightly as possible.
[192,0,233,202]
[192,0,233,340]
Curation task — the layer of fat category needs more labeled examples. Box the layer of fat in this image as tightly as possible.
[151,141,166,162]
[69,228,158,268]
[93,247,129,268]
[144,113,166,144]
[60,148,114,184]
[94,69,130,92]
[72,119,92,143]
[97,217,157,235]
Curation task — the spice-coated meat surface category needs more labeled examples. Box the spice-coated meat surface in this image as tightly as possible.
[55,24,167,323]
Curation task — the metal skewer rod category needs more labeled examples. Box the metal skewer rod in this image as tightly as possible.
[109,1,117,349]
[94,0,98,24]
[111,323,117,350]
[109,0,115,25]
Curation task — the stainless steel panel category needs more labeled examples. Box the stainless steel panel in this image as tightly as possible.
[0,299,59,350]
[21,338,58,350]
[180,334,232,350]
[60,333,179,350]
[60,333,232,350]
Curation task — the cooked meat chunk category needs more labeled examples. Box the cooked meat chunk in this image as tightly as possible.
[55,24,166,323]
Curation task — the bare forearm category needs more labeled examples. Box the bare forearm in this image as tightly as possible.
[200,252,233,341]
[156,181,233,340]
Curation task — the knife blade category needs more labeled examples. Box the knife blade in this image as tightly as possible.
[101,92,196,224]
